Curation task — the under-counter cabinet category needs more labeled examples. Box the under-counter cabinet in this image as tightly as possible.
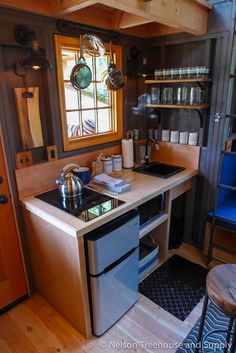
[20,165,197,338]
[0,130,28,311]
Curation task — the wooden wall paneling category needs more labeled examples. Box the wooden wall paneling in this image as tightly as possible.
[207,1,234,34]
[193,30,233,246]
[0,4,234,252]
[15,144,121,199]
[144,1,236,247]
[2,45,51,162]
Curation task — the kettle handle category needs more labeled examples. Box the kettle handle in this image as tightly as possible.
[56,163,80,185]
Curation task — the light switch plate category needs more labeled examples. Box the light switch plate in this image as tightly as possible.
[15,151,33,169]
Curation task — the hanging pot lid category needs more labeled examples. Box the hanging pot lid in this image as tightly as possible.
[81,34,105,57]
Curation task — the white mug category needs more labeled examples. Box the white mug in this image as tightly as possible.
[179,132,189,144]
[161,130,170,142]
[154,129,159,140]
[188,132,198,146]
[170,131,179,143]
[133,129,140,141]
[148,128,154,138]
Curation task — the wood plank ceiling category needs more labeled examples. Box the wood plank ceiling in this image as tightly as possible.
[0,0,212,38]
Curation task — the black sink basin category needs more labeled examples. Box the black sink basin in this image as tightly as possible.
[133,162,185,179]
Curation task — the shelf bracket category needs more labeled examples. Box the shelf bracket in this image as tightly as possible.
[196,110,204,128]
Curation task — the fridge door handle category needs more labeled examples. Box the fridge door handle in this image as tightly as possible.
[102,247,137,274]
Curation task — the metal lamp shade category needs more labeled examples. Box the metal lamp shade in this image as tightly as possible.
[22,40,52,70]
[136,57,153,78]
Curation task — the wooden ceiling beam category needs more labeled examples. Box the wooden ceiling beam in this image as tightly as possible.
[50,0,212,35]
[64,6,115,30]
[50,0,97,16]
[119,22,181,38]
[0,0,212,37]
[102,0,209,35]
[98,0,212,35]
[0,0,52,15]
[118,13,153,29]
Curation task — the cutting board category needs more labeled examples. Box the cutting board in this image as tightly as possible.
[13,87,44,149]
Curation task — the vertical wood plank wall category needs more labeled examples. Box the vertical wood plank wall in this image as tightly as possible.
[0,2,235,248]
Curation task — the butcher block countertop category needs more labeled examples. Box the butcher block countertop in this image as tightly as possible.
[21,168,197,238]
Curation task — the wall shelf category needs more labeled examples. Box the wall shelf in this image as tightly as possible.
[145,103,209,110]
[145,78,212,84]
[144,75,211,147]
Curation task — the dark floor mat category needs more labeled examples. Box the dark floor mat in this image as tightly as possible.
[176,302,234,353]
[138,255,208,321]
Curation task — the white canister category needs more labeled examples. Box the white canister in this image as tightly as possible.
[161,130,170,142]
[111,154,122,172]
[188,132,198,146]
[148,128,154,138]
[179,132,189,144]
[170,130,180,143]
[102,156,113,174]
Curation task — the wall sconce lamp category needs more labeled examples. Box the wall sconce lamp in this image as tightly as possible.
[136,57,153,78]
[128,46,153,79]
[12,25,52,73]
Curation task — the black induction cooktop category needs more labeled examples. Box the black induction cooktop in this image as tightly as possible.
[36,188,124,222]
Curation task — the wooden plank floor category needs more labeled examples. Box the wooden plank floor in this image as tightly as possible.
[0,244,206,353]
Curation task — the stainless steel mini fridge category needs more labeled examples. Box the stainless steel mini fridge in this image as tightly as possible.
[85,210,139,336]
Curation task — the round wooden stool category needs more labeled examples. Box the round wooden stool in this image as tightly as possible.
[196,264,236,353]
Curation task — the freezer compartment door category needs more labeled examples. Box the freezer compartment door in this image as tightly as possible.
[86,210,139,275]
[90,247,139,336]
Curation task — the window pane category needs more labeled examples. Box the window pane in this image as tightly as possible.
[81,84,96,109]
[84,55,94,81]
[98,109,111,133]
[96,82,110,108]
[82,110,96,135]
[64,83,79,110]
[67,111,81,137]
[62,50,76,80]
[96,56,109,82]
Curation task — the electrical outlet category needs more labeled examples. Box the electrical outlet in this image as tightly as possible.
[47,145,58,161]
[15,151,33,169]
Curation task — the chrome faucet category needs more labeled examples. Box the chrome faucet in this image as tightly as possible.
[144,138,160,166]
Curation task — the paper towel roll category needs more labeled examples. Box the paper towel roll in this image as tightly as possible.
[122,139,134,168]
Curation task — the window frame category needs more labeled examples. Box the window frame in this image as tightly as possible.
[54,34,123,151]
